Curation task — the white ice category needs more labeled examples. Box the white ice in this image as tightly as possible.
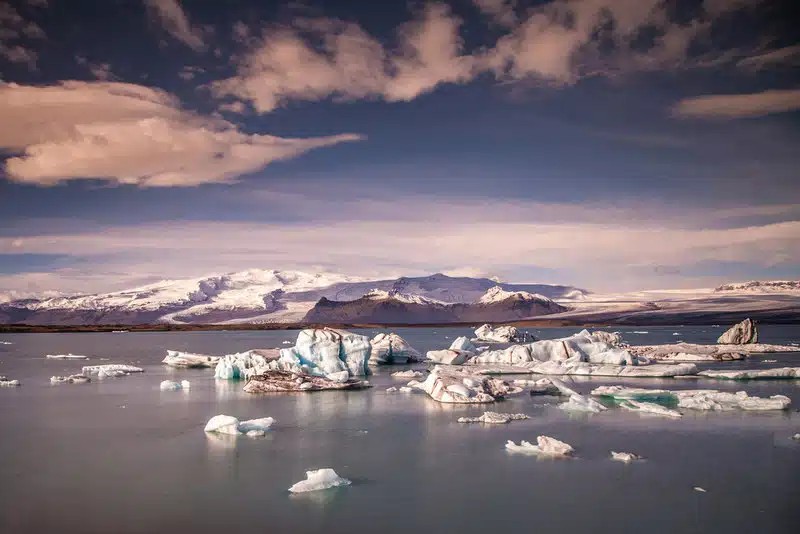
[592,385,791,411]
[473,324,520,343]
[458,412,529,424]
[698,367,800,380]
[160,379,191,391]
[426,349,472,365]
[611,451,643,463]
[288,468,351,493]
[368,333,421,365]
[412,367,520,404]
[620,400,682,418]
[163,350,220,368]
[391,370,424,379]
[204,414,274,436]
[0,376,20,387]
[506,436,574,457]
[82,364,144,378]
[214,350,276,380]
[46,354,89,360]
[276,328,371,381]
[50,374,91,385]
[559,393,607,413]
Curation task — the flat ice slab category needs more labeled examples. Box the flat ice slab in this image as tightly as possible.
[288,468,351,493]
[50,374,91,385]
[412,368,521,404]
[506,436,574,457]
[243,370,369,393]
[82,364,144,378]
[391,370,425,379]
[592,385,791,411]
[204,414,274,436]
[620,399,682,418]
[458,412,529,424]
[46,354,89,360]
[698,367,800,380]
[1,376,20,387]
[630,342,797,362]
[162,350,220,368]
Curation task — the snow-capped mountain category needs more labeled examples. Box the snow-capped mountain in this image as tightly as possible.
[477,286,555,305]
[0,270,585,325]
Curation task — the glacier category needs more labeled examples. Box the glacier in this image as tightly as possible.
[288,468,351,493]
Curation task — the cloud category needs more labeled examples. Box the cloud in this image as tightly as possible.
[75,55,115,80]
[672,89,800,119]
[213,0,767,113]
[143,0,206,52]
[0,2,46,69]
[0,81,363,186]
[737,45,800,71]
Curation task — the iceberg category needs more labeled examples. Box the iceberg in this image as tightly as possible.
[591,385,790,411]
[242,370,369,393]
[368,333,421,365]
[411,367,521,404]
[214,350,278,380]
[514,378,562,396]
[559,393,607,413]
[50,374,91,385]
[46,354,89,360]
[160,379,190,391]
[426,349,472,365]
[611,451,643,463]
[276,328,371,381]
[529,361,698,378]
[717,318,758,344]
[697,367,800,380]
[82,364,144,378]
[630,342,796,362]
[203,414,274,436]
[505,436,574,457]
[457,412,529,424]
[474,324,521,343]
[449,336,477,352]
[0,376,20,387]
[619,400,682,418]
[162,350,220,368]
[288,468,351,493]
[391,369,424,379]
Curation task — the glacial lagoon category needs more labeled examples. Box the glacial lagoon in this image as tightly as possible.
[1,326,799,533]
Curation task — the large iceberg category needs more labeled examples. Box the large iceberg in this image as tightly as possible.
[717,318,758,344]
[474,324,521,343]
[288,469,351,493]
[506,436,574,457]
[82,364,144,378]
[412,367,521,404]
[163,350,220,368]
[243,370,369,393]
[591,385,791,411]
[457,412,529,424]
[368,333,421,365]
[276,328,371,381]
[204,414,274,436]
[697,367,800,380]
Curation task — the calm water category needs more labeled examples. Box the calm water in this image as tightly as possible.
[1,325,799,534]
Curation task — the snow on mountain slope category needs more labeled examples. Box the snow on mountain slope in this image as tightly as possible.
[478,286,555,305]
[362,289,446,305]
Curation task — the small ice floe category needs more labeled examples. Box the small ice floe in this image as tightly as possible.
[458,411,529,424]
[506,436,574,457]
[560,393,607,413]
[46,354,89,360]
[763,359,778,363]
[0,341,12,345]
[288,468,351,493]
[791,433,800,441]
[282,341,292,344]
[82,364,143,378]
[611,451,644,463]
[672,333,680,336]
[0,375,20,387]
[592,385,791,412]
[620,400,682,418]
[204,414,274,436]
[162,350,219,368]
[631,331,649,335]
[50,374,91,385]
[391,370,424,380]
[243,370,369,393]
[514,378,561,396]
[386,386,398,393]
[398,386,413,393]
[160,380,190,391]
[698,367,800,380]
[693,486,707,493]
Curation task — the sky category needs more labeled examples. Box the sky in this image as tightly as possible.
[0,0,799,298]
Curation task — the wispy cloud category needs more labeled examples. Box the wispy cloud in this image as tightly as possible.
[143,0,206,52]
[672,89,800,119]
[0,81,363,187]
[737,45,800,71]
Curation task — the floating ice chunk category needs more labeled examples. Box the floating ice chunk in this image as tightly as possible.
[386,386,398,393]
[717,318,757,344]
[398,386,413,393]
[391,370,424,379]
[82,364,143,378]
[474,324,521,343]
[763,359,777,363]
[611,451,643,463]
[214,350,278,380]
[506,436,574,457]
[243,370,369,393]
[559,393,607,413]
[792,433,800,441]
[50,374,91,385]
[1,376,20,387]
[278,328,371,380]
[458,411,529,424]
[620,400,682,418]
[204,415,274,436]
[288,468,351,493]
[46,354,89,360]
[160,379,190,391]
[630,341,796,362]
[591,385,678,403]
[530,361,698,378]
[0,341,12,345]
[593,385,790,411]
[631,331,649,334]
[693,487,707,493]
[514,378,561,395]
[697,367,800,380]
[163,350,220,368]
[412,367,520,404]
[449,336,477,352]
[426,349,472,365]
[368,333,421,365]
